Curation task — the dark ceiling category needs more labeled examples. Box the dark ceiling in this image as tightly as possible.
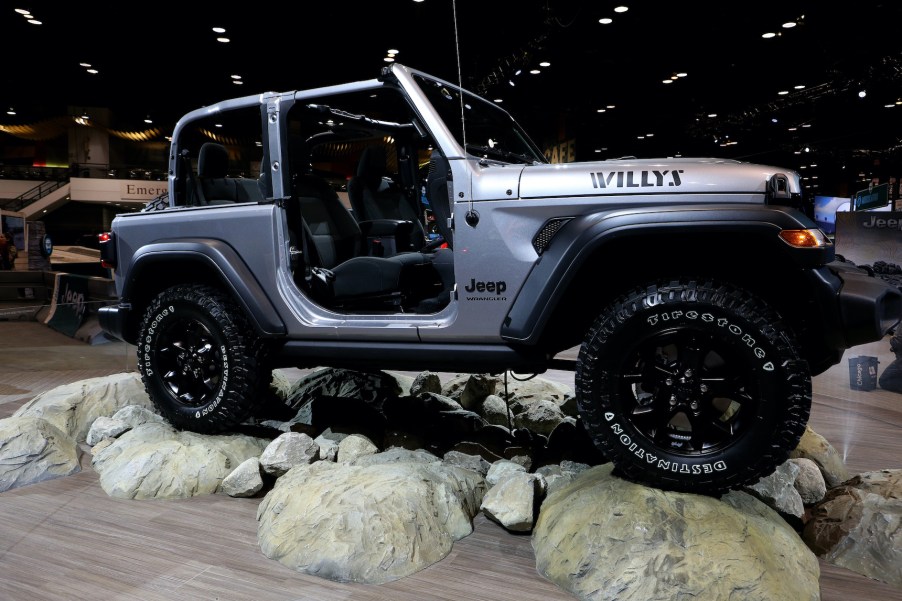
[2,1,901,193]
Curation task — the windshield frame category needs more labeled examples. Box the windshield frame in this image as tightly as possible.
[391,64,548,166]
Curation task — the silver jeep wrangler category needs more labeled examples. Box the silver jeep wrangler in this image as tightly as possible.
[99,63,902,494]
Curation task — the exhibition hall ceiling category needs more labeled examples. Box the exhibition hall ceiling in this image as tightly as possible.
[1,1,900,173]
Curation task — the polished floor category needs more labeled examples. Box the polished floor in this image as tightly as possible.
[0,320,900,601]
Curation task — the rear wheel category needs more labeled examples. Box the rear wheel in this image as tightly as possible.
[136,284,269,433]
[575,279,811,495]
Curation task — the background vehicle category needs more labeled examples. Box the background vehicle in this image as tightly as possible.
[98,63,902,495]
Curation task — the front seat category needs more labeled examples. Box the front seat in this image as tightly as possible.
[346,145,427,251]
[290,173,441,311]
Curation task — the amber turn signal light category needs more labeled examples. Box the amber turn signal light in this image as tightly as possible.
[778,229,828,248]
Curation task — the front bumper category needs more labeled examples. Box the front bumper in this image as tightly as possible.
[828,261,902,348]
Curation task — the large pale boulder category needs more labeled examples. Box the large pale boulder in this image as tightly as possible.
[532,464,820,601]
[481,471,544,532]
[91,422,269,499]
[803,469,902,587]
[789,426,851,487]
[0,416,80,491]
[13,373,152,442]
[256,457,486,584]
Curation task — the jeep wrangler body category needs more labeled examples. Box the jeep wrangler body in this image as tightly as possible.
[98,63,902,494]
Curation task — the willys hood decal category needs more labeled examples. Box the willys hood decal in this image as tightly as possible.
[516,157,801,199]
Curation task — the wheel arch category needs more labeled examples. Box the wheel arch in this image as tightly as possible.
[502,205,835,366]
[118,240,286,343]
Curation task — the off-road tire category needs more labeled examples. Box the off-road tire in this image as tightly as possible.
[575,279,811,495]
[136,284,269,433]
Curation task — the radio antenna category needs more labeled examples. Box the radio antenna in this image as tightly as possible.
[451,0,476,219]
[451,0,467,151]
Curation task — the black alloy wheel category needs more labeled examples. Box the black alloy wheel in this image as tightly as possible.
[575,279,812,495]
[136,284,269,433]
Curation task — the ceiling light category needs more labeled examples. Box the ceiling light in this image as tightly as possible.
[782,21,797,28]
[387,48,399,55]
[886,104,896,108]
[599,17,612,24]
[493,99,503,103]
[858,90,867,98]
[778,90,789,95]
[707,113,717,118]
[762,32,776,39]
[539,62,550,67]
[212,27,226,33]
[231,74,242,80]
[7,108,15,115]
[794,85,805,90]
[771,118,778,123]
[530,69,541,74]
[663,79,673,84]
[14,8,30,14]
[27,19,41,25]
[80,62,92,68]
[86,69,98,74]
[233,80,244,85]
[384,57,395,62]
[676,72,687,78]
[607,105,615,109]
[597,108,606,113]
[614,6,628,13]
[508,80,515,87]
[144,116,152,124]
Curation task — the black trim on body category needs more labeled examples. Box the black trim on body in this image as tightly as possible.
[118,239,286,341]
[277,340,550,373]
[501,204,830,344]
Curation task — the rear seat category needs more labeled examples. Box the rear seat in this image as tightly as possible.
[195,142,264,205]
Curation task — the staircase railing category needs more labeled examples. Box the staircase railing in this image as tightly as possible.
[0,177,70,212]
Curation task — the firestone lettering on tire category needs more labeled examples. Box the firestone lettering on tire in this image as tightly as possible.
[141,305,177,377]
[605,413,728,475]
[648,310,774,371]
[194,344,229,419]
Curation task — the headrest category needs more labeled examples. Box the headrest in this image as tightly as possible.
[356,146,386,186]
[198,142,229,178]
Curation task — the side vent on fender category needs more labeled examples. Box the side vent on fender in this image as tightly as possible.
[532,217,573,255]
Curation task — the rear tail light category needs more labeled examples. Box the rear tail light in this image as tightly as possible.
[98,232,116,269]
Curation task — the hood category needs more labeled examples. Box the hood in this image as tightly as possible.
[517,157,802,200]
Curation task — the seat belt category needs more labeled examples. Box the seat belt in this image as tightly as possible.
[182,150,201,205]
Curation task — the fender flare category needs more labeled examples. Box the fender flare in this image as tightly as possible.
[501,203,828,344]
[121,238,286,337]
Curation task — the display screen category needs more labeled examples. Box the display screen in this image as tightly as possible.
[813,195,850,235]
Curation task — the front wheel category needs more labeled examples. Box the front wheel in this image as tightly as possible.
[136,284,269,433]
[575,279,811,495]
